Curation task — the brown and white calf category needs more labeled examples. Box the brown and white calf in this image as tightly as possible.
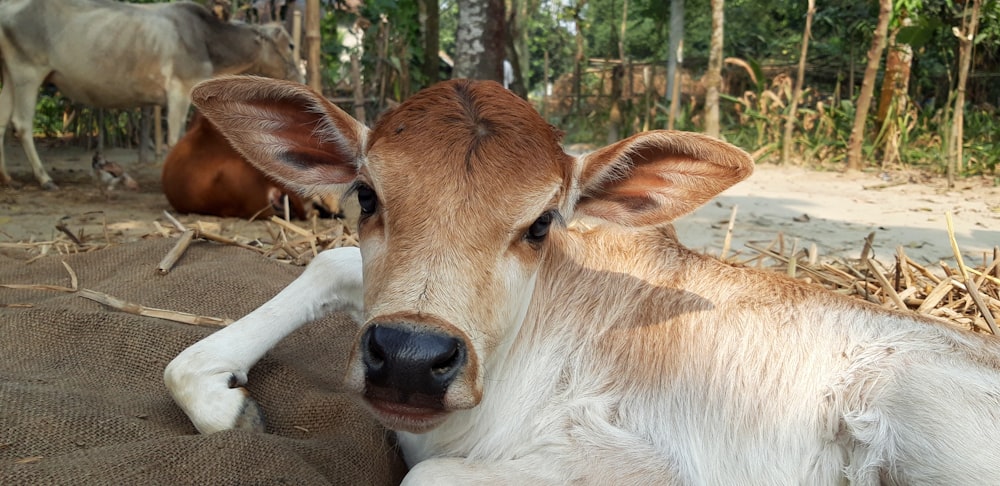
[165,76,1000,484]
[162,111,327,220]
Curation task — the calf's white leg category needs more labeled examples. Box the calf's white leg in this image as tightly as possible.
[164,246,364,434]
[402,437,681,486]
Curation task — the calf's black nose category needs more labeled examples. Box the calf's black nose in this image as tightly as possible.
[362,325,466,405]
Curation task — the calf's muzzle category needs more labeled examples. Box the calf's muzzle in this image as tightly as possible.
[361,324,467,409]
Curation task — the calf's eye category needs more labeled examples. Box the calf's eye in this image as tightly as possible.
[525,211,555,244]
[357,184,378,216]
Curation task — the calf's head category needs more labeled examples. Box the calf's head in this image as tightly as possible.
[193,76,753,433]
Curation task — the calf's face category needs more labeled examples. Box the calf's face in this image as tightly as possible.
[193,76,753,433]
[345,82,573,431]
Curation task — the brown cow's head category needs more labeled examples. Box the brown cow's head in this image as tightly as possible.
[193,76,752,433]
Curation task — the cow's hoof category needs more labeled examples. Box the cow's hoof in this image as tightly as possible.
[41,181,60,191]
[1,179,23,190]
[233,394,266,433]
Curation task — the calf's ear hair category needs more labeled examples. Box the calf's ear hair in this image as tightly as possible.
[192,75,365,194]
[572,131,753,227]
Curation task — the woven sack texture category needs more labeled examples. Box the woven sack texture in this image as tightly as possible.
[0,239,407,485]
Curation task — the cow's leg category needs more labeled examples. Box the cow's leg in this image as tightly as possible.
[4,67,56,189]
[165,84,191,149]
[164,246,364,434]
[0,63,18,187]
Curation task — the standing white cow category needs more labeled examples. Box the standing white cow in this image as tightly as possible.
[0,0,302,189]
[166,77,1000,484]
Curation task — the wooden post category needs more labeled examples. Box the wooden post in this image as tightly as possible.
[642,65,651,132]
[139,106,151,163]
[781,0,815,165]
[292,10,302,68]
[305,0,322,93]
[96,109,105,153]
[667,41,683,131]
[154,105,163,158]
[542,49,550,120]
[350,52,367,124]
[948,0,982,188]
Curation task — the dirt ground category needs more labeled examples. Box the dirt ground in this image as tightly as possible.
[1,138,998,269]
[1,140,360,261]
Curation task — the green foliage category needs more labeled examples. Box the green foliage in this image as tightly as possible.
[19,0,998,180]
[525,1,575,89]
[33,94,65,138]
[439,0,458,60]
[961,107,1000,176]
[582,0,667,61]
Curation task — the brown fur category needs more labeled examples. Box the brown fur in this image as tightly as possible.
[162,112,310,219]
[170,77,1000,484]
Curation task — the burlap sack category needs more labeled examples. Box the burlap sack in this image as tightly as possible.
[0,239,407,485]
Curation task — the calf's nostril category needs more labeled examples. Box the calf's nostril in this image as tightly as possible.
[363,328,386,368]
[431,345,462,375]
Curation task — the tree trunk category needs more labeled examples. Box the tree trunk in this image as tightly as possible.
[419,0,441,86]
[642,66,652,131]
[505,7,528,98]
[618,0,628,64]
[877,14,913,169]
[668,41,683,130]
[608,66,623,143]
[666,0,684,110]
[305,0,322,93]
[573,1,587,115]
[453,0,506,82]
[375,18,390,107]
[350,52,366,124]
[845,0,891,172]
[947,0,982,187]
[781,0,815,165]
[542,49,550,119]
[608,0,628,142]
[704,0,724,138]
[516,0,535,93]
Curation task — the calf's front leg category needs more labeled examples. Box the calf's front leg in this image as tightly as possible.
[163,247,364,434]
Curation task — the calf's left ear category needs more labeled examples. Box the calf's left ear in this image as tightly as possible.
[571,131,753,227]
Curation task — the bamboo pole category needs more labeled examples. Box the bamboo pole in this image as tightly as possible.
[781,0,815,165]
[292,10,302,67]
[305,0,322,93]
[154,105,163,157]
[947,0,982,188]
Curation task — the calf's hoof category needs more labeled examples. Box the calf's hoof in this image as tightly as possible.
[232,393,266,433]
[41,181,59,191]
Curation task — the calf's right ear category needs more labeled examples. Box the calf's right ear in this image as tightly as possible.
[192,75,366,194]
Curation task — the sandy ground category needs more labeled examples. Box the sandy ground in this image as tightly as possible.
[677,164,999,267]
[1,139,998,268]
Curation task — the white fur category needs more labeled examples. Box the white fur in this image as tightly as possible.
[165,78,1000,484]
[166,223,1000,484]
[164,247,362,434]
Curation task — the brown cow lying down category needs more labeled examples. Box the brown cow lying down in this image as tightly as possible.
[166,77,1000,484]
[162,112,340,220]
